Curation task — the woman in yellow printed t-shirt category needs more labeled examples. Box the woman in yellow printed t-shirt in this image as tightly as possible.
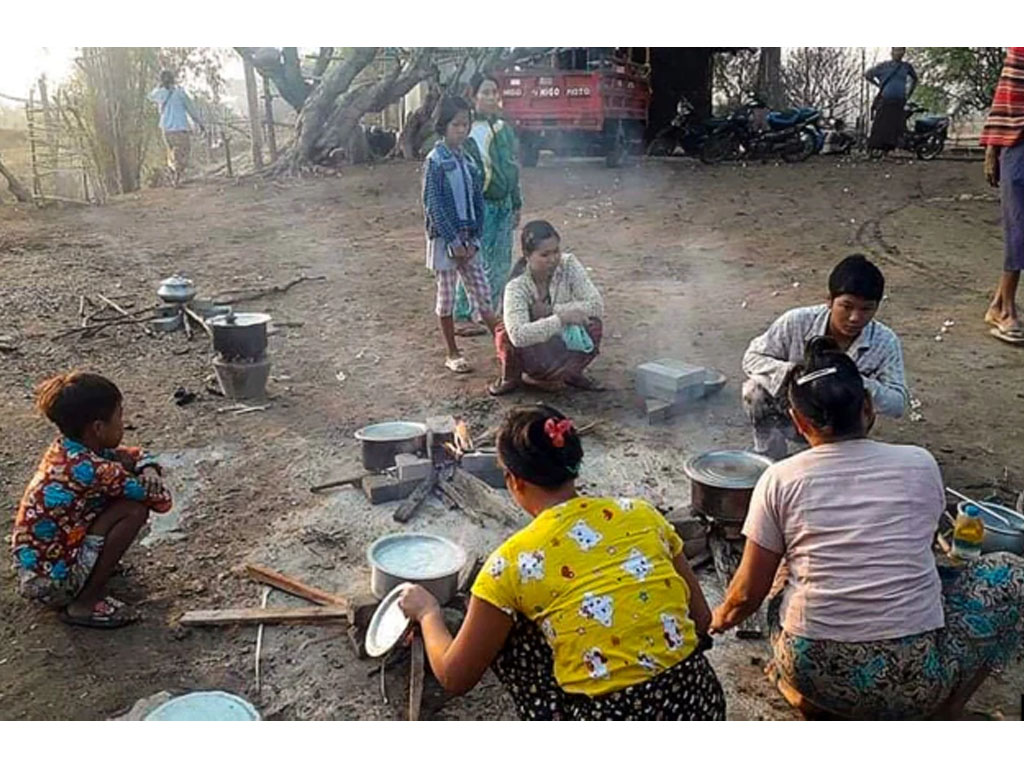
[398,404,725,719]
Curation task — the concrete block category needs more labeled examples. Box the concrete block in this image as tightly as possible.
[461,451,504,488]
[426,415,456,460]
[638,359,706,393]
[361,474,422,505]
[646,398,673,424]
[640,379,707,405]
[395,453,432,482]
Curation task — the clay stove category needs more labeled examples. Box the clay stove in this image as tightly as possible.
[210,310,272,401]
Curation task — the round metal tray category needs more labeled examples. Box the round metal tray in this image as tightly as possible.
[683,450,773,490]
[364,584,412,658]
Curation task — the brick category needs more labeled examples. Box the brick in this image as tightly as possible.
[395,453,432,482]
[426,415,456,460]
[638,359,705,392]
[646,398,673,424]
[361,474,422,505]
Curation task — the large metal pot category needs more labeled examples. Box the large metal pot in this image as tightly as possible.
[683,450,774,525]
[955,501,1024,555]
[209,311,270,361]
[355,421,427,472]
[367,533,467,604]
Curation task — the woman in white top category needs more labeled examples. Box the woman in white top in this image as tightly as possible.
[489,220,604,396]
[712,336,1024,719]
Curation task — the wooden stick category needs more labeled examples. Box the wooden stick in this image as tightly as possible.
[179,605,349,627]
[449,468,519,526]
[393,471,437,523]
[183,305,212,338]
[310,475,368,493]
[255,586,271,694]
[214,275,326,304]
[51,314,157,340]
[243,564,349,609]
[98,294,155,338]
[408,634,425,721]
[435,480,483,525]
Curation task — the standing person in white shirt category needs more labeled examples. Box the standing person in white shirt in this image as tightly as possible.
[148,70,205,187]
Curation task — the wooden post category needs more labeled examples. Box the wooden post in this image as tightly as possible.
[261,75,278,161]
[242,58,264,169]
[38,76,58,188]
[223,131,233,177]
[25,91,40,200]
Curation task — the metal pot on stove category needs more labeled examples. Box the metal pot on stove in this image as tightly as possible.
[209,310,271,361]
[683,450,774,526]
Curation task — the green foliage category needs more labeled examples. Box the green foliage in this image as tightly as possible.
[909,47,1006,116]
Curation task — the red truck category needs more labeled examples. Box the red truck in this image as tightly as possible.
[496,48,651,168]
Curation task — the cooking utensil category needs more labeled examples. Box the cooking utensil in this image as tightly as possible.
[945,487,1013,527]
[144,691,260,721]
[365,583,413,659]
[354,421,427,472]
[367,532,467,603]
[209,311,271,361]
[157,275,197,304]
[954,501,1024,555]
[684,450,773,525]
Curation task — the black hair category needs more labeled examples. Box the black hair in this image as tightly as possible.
[507,220,561,285]
[497,404,583,489]
[828,254,884,302]
[160,70,176,88]
[787,337,866,438]
[470,72,499,98]
[435,95,472,136]
[36,371,122,439]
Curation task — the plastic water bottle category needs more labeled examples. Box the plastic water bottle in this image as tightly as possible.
[951,504,985,561]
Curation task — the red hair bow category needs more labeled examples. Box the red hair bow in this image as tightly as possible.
[544,418,574,448]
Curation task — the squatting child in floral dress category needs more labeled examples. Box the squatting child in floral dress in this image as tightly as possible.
[11,372,172,628]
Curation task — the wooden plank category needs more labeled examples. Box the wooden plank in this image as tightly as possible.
[243,564,349,609]
[179,605,349,627]
[449,468,520,526]
[408,634,425,721]
[393,471,436,523]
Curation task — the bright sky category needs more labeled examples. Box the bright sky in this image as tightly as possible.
[0,46,77,99]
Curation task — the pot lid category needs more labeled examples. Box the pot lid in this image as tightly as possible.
[354,421,426,442]
[208,312,271,328]
[364,584,412,658]
[159,274,194,288]
[683,450,774,490]
[367,532,467,582]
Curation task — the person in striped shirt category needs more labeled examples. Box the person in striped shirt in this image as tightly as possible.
[981,47,1024,345]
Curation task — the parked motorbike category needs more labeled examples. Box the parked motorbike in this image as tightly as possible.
[701,99,820,164]
[646,98,728,161]
[868,102,949,161]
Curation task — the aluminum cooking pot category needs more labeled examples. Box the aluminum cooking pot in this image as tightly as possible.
[208,311,270,361]
[955,501,1024,556]
[367,532,466,604]
[157,275,197,304]
[683,450,773,525]
[354,421,427,472]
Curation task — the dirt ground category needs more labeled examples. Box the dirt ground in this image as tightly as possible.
[1,151,1021,720]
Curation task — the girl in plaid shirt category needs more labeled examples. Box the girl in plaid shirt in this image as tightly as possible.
[423,96,499,374]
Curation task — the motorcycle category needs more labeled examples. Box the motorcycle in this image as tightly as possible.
[868,102,948,161]
[646,98,729,161]
[701,99,821,164]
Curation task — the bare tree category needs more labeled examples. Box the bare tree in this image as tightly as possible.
[714,48,760,110]
[0,152,32,202]
[782,47,860,119]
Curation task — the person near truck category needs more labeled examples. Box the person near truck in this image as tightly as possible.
[980,47,1024,345]
[453,73,524,337]
[741,254,908,460]
[865,48,918,154]
[148,70,205,187]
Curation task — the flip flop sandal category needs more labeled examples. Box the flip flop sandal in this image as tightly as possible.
[59,596,139,629]
[488,378,520,397]
[990,327,1024,346]
[454,324,488,337]
[444,357,473,374]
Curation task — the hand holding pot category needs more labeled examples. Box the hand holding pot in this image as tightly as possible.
[398,583,441,623]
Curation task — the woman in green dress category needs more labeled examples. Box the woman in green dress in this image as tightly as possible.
[454,73,524,335]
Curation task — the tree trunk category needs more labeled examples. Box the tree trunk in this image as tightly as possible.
[398,83,440,160]
[757,47,784,108]
[243,58,265,169]
[0,153,33,202]
[648,48,715,141]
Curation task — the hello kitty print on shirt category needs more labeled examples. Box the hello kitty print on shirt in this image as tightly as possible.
[517,550,545,583]
[488,555,507,578]
[583,648,610,679]
[579,592,614,627]
[567,519,603,551]
[622,548,654,581]
[661,613,685,650]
